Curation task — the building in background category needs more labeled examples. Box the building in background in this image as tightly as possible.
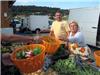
[1,0,15,28]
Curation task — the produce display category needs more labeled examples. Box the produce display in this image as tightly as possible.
[69,43,90,56]
[1,42,27,75]
[1,39,100,75]
[52,57,100,75]
[1,46,12,53]
[1,42,26,53]
[52,57,76,74]
[16,47,42,59]
[75,47,89,56]
[11,44,45,73]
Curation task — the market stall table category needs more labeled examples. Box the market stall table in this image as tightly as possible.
[1,40,100,75]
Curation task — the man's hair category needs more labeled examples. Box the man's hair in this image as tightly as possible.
[55,10,62,16]
[56,10,62,14]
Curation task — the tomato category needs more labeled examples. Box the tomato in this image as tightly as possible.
[79,48,85,53]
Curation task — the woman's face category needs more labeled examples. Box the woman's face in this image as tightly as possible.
[69,23,78,33]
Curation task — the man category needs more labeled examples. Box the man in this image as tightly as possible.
[49,10,70,61]
[50,10,70,44]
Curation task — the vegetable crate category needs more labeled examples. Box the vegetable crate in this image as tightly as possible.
[94,50,100,67]
[42,36,61,54]
[11,44,45,73]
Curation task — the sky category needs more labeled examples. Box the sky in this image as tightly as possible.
[14,0,100,9]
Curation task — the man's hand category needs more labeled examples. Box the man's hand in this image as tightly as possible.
[33,36,43,44]
[58,36,68,42]
[49,31,55,37]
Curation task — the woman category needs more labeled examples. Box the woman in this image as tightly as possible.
[68,21,86,47]
[67,21,91,60]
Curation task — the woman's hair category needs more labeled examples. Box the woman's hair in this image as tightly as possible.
[69,21,79,28]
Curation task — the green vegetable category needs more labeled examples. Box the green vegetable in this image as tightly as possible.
[52,57,76,74]
[75,67,100,75]
[52,57,100,75]
[16,51,26,59]
[32,47,41,55]
[1,47,11,53]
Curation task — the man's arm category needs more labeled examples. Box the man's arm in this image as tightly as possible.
[65,21,70,37]
[1,34,34,42]
[49,30,55,37]
[1,34,10,41]
[49,23,55,37]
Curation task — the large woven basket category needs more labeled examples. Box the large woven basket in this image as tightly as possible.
[94,50,100,67]
[42,36,61,54]
[11,44,45,73]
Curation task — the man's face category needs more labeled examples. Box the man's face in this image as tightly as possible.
[55,12,62,21]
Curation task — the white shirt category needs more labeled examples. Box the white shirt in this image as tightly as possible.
[68,31,86,47]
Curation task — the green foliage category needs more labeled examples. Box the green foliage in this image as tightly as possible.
[11,6,69,16]
[52,57,100,75]
[52,57,76,74]
[75,67,100,75]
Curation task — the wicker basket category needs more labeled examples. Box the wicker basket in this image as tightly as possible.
[11,44,45,73]
[42,36,61,54]
[94,50,100,67]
